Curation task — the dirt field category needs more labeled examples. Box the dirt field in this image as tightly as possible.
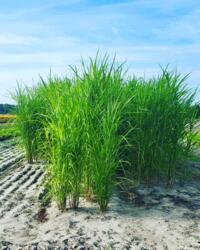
[0,140,200,249]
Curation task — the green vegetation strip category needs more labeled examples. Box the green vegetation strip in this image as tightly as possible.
[0,121,18,141]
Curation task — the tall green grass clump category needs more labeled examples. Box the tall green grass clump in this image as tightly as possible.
[76,55,127,211]
[120,69,197,185]
[39,78,86,210]
[13,53,197,211]
[13,86,46,163]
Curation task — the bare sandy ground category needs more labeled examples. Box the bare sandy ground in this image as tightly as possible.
[0,140,200,249]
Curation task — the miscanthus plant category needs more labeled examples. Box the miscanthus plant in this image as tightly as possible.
[45,82,86,210]
[120,69,197,186]
[13,54,197,211]
[13,86,45,163]
[76,56,127,211]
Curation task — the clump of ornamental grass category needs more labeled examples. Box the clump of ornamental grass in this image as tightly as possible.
[13,86,46,163]
[13,53,197,212]
[40,78,85,210]
[76,55,128,211]
[119,68,197,186]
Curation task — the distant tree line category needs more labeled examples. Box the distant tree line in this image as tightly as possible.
[0,104,15,114]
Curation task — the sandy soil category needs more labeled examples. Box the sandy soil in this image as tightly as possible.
[0,140,200,250]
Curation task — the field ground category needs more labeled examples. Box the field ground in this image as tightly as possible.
[0,140,199,249]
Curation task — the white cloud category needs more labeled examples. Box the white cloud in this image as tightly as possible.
[0,35,41,45]
[156,8,200,42]
[0,34,77,47]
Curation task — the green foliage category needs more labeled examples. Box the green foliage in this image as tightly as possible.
[76,56,126,211]
[13,54,197,211]
[12,86,47,163]
[0,123,18,141]
[120,70,197,185]
[42,80,85,210]
[192,132,200,147]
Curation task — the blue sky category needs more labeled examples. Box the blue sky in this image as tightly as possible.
[0,0,200,103]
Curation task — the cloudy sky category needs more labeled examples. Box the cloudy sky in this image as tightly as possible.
[0,0,200,103]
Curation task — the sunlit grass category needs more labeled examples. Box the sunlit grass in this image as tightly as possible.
[13,53,197,211]
[119,70,197,185]
[192,133,200,146]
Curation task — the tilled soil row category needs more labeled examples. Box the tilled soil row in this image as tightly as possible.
[0,140,24,174]
[0,140,45,249]
[0,165,43,218]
